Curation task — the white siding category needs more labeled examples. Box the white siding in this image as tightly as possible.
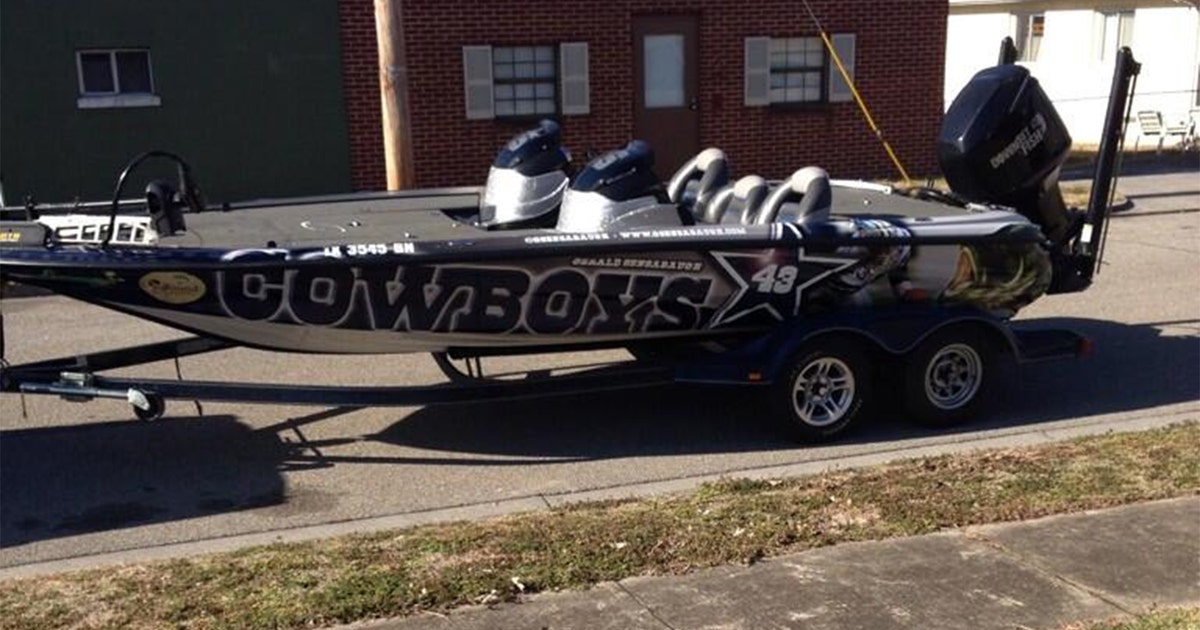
[946,3,1200,144]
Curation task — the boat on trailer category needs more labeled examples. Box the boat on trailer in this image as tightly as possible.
[0,44,1140,441]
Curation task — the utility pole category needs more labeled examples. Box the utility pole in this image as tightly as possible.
[374,0,414,189]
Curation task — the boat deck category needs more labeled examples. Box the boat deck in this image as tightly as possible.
[158,184,979,249]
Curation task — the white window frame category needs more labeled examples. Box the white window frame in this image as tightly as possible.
[75,48,161,109]
[745,35,855,107]
[1012,12,1044,62]
[767,36,827,105]
[1096,10,1135,62]
[491,44,559,119]
[463,43,589,120]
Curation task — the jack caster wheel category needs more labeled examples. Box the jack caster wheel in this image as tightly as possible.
[903,325,997,428]
[131,392,166,422]
[771,337,874,443]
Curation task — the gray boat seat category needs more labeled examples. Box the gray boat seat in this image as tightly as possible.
[666,148,730,221]
[708,175,769,224]
[755,166,831,225]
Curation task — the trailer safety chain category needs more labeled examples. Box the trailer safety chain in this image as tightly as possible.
[800,0,912,185]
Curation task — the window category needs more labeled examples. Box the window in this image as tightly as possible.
[493,46,556,117]
[463,44,589,120]
[1014,13,1044,62]
[744,35,854,107]
[769,37,825,104]
[1098,10,1134,61]
[644,35,685,108]
[76,49,160,109]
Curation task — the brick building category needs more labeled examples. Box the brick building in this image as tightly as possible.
[339,0,949,191]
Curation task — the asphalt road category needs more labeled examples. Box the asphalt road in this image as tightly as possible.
[1,186,1197,576]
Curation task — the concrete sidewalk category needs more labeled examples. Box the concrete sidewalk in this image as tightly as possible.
[361,497,1200,630]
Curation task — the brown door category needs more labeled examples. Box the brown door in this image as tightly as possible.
[633,15,700,178]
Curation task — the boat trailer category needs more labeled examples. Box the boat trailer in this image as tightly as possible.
[0,301,1090,441]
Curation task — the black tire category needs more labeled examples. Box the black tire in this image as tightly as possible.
[902,325,998,428]
[770,337,874,443]
[132,393,165,421]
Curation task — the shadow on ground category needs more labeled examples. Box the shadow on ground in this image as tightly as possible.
[1,317,1194,548]
[378,317,1198,456]
[0,415,291,548]
[1062,150,1200,180]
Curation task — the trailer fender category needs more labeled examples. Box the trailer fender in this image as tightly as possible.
[760,307,1018,382]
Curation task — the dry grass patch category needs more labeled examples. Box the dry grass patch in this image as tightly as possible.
[2,423,1197,630]
[1059,607,1200,630]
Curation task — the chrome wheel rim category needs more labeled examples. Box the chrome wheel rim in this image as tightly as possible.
[791,357,855,427]
[924,344,983,410]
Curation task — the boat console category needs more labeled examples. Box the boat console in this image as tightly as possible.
[479,119,571,229]
[556,140,689,232]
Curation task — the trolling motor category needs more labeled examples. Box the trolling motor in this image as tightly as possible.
[102,150,205,246]
[938,44,1140,294]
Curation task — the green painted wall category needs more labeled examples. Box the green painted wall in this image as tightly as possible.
[0,0,353,205]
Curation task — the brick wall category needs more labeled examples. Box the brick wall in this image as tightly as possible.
[338,0,387,190]
[340,0,947,190]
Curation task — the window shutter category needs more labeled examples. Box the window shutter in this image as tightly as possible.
[560,42,590,115]
[463,45,494,120]
[744,37,770,106]
[828,34,856,103]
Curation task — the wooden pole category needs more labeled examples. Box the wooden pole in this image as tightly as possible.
[374,0,414,189]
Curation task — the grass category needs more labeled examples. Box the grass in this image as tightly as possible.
[1064,608,1200,630]
[2,423,1198,630]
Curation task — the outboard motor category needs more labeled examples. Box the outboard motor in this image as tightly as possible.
[938,64,1074,244]
[479,119,571,229]
[557,140,686,232]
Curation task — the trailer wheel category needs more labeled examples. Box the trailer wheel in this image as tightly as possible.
[132,393,166,422]
[772,338,874,443]
[903,326,996,428]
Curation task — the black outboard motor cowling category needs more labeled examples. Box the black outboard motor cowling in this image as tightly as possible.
[939,65,1074,244]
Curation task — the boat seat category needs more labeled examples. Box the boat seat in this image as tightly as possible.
[666,148,730,221]
[707,176,769,224]
[755,166,831,226]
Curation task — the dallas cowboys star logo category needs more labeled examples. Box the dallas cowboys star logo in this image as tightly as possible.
[708,248,858,328]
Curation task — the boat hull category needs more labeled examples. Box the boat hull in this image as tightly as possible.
[2,219,1051,354]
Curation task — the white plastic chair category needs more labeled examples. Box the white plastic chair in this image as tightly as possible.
[1135,110,1192,153]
